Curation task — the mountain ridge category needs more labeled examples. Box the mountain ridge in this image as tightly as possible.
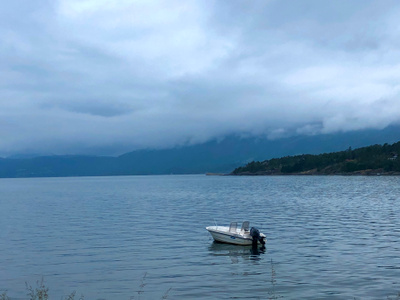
[1,125,400,178]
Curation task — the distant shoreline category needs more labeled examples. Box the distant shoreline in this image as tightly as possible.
[229,170,400,176]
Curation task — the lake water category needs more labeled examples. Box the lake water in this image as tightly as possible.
[1,175,400,299]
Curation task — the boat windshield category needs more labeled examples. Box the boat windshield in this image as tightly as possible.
[241,221,250,232]
[229,222,237,232]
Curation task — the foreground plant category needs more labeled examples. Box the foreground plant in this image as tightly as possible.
[0,291,10,300]
[26,278,48,300]
[2,274,171,300]
[1,279,83,300]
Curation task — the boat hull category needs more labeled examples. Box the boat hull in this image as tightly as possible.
[206,226,265,246]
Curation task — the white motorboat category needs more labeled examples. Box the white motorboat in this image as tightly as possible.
[206,221,266,246]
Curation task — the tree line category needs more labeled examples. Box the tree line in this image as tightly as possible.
[232,141,400,175]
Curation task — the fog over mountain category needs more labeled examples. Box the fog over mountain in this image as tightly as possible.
[1,126,400,178]
[1,1,400,157]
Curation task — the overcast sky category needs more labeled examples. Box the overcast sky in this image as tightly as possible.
[1,0,400,156]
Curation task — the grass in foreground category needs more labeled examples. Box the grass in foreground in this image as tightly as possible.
[0,274,172,300]
[2,272,400,299]
[1,278,83,300]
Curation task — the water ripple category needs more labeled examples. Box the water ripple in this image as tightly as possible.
[1,175,400,299]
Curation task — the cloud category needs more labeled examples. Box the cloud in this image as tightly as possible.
[1,0,400,156]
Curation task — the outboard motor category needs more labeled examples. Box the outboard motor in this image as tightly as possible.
[250,227,266,247]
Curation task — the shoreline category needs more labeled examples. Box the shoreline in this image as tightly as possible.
[229,170,400,176]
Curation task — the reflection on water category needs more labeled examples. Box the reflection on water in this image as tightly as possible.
[208,242,266,263]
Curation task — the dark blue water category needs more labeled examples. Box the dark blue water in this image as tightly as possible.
[1,175,400,299]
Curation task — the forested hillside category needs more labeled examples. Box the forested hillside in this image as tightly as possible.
[232,142,400,175]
